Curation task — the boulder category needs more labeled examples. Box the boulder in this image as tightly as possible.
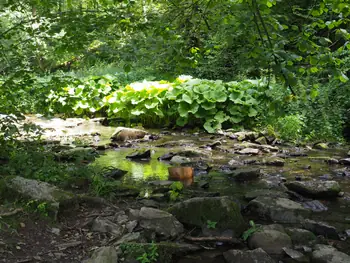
[223,248,274,263]
[311,244,350,263]
[84,246,118,263]
[229,168,261,182]
[103,168,128,179]
[246,196,311,224]
[138,207,184,239]
[248,229,292,256]
[284,180,341,198]
[111,127,147,141]
[285,228,316,246]
[1,176,74,218]
[168,196,246,237]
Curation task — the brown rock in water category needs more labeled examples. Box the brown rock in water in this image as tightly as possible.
[168,167,194,186]
[110,127,147,141]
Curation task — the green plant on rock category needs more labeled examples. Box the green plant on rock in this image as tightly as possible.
[242,220,261,241]
[25,200,49,217]
[168,181,184,202]
[206,220,217,229]
[136,242,159,263]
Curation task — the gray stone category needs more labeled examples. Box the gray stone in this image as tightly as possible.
[2,176,74,218]
[303,219,339,239]
[139,207,183,239]
[126,220,138,233]
[237,148,260,155]
[84,246,118,263]
[248,229,292,256]
[111,127,147,141]
[285,228,316,246]
[223,248,274,263]
[168,196,246,237]
[260,157,285,166]
[169,155,191,164]
[311,244,350,263]
[240,142,279,152]
[283,247,308,262]
[246,196,311,223]
[91,217,124,237]
[230,168,261,182]
[285,180,341,198]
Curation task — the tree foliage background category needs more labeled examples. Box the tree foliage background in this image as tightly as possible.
[0,0,350,140]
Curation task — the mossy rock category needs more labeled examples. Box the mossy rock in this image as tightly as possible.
[314,143,328,150]
[168,196,246,237]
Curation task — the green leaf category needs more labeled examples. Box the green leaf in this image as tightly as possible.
[176,117,187,127]
[339,72,349,83]
[131,109,144,115]
[182,93,193,104]
[248,107,258,117]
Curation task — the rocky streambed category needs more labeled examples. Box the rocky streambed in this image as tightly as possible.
[1,116,350,263]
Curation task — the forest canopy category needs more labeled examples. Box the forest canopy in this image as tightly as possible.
[1,0,350,140]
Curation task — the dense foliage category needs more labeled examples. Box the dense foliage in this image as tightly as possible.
[0,0,350,140]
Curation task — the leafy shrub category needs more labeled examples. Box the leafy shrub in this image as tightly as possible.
[167,78,262,132]
[276,114,304,142]
[105,80,171,126]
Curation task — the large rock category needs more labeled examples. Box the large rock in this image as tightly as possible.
[139,207,184,239]
[237,148,260,155]
[311,244,350,263]
[84,246,118,263]
[285,228,316,246]
[223,248,274,263]
[285,180,341,198]
[248,229,292,256]
[1,176,74,217]
[111,127,147,141]
[168,196,246,237]
[246,196,311,223]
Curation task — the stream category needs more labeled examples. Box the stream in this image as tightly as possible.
[21,115,350,262]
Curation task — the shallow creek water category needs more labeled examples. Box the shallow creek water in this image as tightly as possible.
[25,116,350,232]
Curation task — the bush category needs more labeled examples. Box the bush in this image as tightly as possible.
[276,114,304,142]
